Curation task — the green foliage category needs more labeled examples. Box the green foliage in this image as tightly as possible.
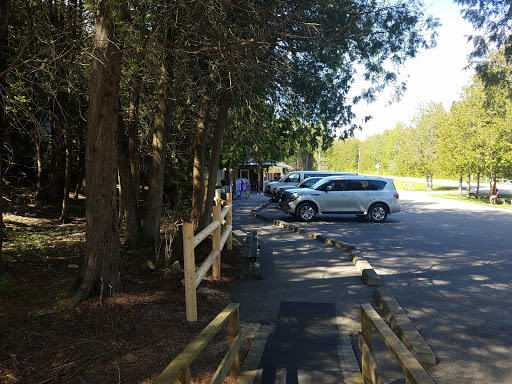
[324,137,360,172]
[455,0,512,60]
[220,1,439,165]
[323,49,512,181]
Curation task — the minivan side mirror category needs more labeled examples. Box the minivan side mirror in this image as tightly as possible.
[325,185,333,192]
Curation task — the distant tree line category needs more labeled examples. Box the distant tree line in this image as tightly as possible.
[324,49,512,193]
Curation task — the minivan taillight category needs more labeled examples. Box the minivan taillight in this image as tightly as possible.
[394,193,399,199]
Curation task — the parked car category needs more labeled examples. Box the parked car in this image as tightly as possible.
[274,176,325,202]
[265,171,357,202]
[279,175,401,223]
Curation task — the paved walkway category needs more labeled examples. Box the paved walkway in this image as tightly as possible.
[255,301,345,384]
[230,193,367,384]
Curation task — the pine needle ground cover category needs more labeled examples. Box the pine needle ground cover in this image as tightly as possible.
[0,188,249,384]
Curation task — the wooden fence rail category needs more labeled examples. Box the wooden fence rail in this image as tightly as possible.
[153,303,241,384]
[184,192,233,321]
[360,303,435,384]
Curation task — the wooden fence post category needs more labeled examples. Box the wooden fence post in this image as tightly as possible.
[183,222,197,322]
[229,306,240,377]
[177,367,190,384]
[227,192,232,250]
[212,204,221,278]
[361,307,373,352]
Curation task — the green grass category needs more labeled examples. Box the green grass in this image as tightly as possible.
[430,193,512,209]
[395,181,458,192]
[4,224,85,262]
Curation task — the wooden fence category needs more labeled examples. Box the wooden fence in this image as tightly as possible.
[359,303,435,384]
[183,191,233,322]
[153,302,241,384]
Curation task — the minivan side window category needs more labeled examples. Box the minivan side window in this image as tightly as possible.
[330,180,346,191]
[346,180,364,191]
[347,180,386,191]
[365,180,387,190]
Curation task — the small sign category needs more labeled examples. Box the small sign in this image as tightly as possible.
[375,164,380,169]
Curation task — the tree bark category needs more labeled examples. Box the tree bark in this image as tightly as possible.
[0,0,9,277]
[47,122,66,201]
[142,62,168,245]
[117,105,141,248]
[191,95,209,227]
[35,126,43,198]
[59,121,72,222]
[426,172,433,191]
[476,173,480,198]
[458,175,463,197]
[74,134,85,199]
[198,91,231,230]
[73,1,122,302]
[127,64,142,209]
[466,174,471,196]
[490,172,496,190]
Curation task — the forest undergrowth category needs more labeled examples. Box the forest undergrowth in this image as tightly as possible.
[0,187,249,384]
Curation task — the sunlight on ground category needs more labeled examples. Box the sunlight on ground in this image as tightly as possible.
[468,275,490,281]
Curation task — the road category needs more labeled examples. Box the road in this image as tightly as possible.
[232,191,512,383]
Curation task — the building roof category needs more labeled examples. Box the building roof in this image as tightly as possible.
[240,159,292,168]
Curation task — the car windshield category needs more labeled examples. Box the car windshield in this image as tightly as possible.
[297,177,321,187]
[278,173,300,183]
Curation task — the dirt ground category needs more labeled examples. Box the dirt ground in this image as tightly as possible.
[0,189,251,384]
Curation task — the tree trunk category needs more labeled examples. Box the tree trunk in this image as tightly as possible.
[47,122,66,201]
[0,0,9,277]
[74,135,85,199]
[466,174,471,196]
[35,127,43,198]
[127,65,142,209]
[142,62,168,245]
[425,172,433,191]
[458,175,463,197]
[476,173,480,198]
[117,106,141,249]
[198,91,231,230]
[73,1,122,303]
[490,172,496,190]
[59,122,72,222]
[191,95,209,227]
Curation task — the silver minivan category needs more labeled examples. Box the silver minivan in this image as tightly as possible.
[279,175,401,223]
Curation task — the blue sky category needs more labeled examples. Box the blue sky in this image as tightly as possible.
[351,0,477,140]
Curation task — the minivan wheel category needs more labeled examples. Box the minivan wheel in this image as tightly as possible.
[368,203,388,223]
[295,202,316,222]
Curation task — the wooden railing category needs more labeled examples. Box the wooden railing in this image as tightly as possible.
[153,303,241,384]
[183,192,233,322]
[360,303,435,384]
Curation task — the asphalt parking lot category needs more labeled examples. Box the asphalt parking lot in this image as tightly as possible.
[232,191,512,383]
